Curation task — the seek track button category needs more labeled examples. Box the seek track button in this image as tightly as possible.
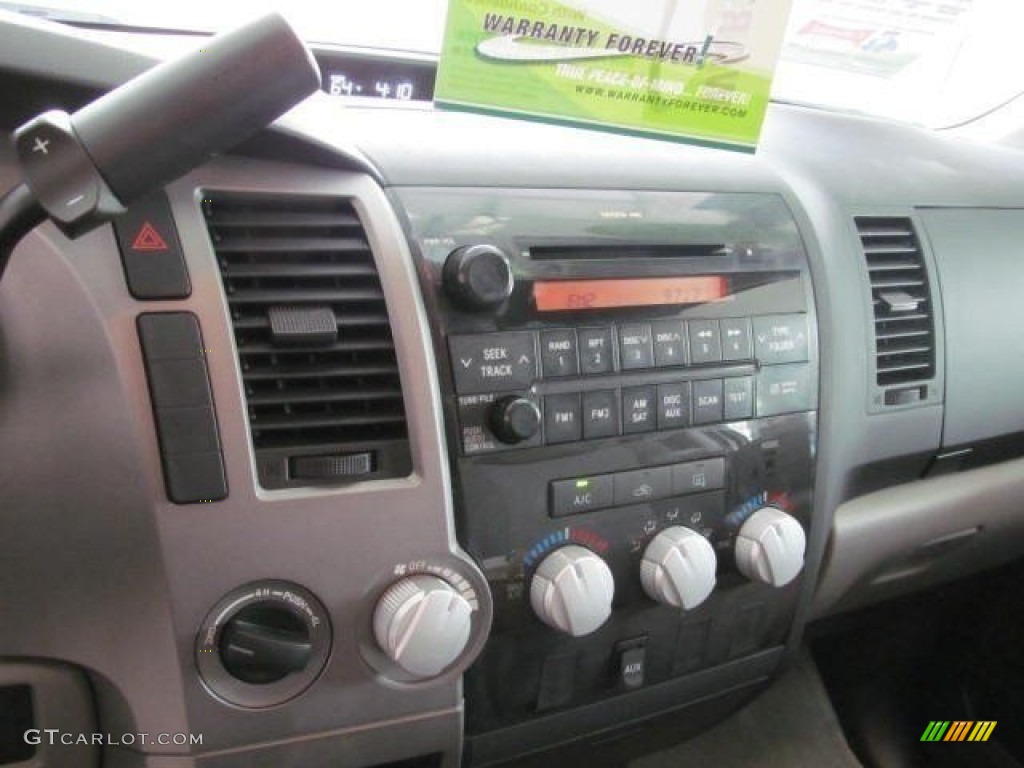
[449,332,537,394]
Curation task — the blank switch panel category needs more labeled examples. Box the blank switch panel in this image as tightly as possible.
[138,313,227,503]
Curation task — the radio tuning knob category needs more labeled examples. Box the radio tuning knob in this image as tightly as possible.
[443,244,514,310]
[530,545,614,637]
[490,396,541,444]
[641,527,717,610]
[373,574,474,679]
[735,507,806,587]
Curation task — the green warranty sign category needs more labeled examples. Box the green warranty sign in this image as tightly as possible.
[435,0,794,152]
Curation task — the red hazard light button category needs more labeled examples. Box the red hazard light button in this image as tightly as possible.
[113,191,191,299]
[131,221,170,252]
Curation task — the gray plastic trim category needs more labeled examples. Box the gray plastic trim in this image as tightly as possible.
[917,207,1024,446]
[813,457,1024,617]
[158,158,489,750]
[0,661,98,768]
[0,9,153,90]
[767,177,944,660]
[98,708,460,768]
[0,220,193,748]
[0,154,487,767]
[848,209,945,415]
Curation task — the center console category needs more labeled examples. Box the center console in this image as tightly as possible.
[395,188,819,763]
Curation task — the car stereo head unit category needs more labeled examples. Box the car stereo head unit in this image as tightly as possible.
[395,187,817,759]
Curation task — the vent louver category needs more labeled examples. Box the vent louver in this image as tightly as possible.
[203,193,411,489]
[855,217,935,390]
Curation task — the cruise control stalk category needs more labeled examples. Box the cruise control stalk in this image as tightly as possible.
[0,12,320,280]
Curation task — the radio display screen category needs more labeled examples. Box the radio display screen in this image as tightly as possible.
[533,276,728,311]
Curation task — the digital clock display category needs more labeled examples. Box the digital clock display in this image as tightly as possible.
[327,71,418,100]
[533,276,728,311]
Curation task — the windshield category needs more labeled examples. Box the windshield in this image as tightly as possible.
[2,0,1019,129]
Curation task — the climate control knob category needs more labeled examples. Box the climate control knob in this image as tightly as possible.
[490,396,541,444]
[641,527,717,610]
[373,574,474,679]
[443,244,514,310]
[530,545,614,637]
[735,507,806,587]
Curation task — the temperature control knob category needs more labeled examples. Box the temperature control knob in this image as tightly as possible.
[735,507,806,587]
[530,545,614,637]
[490,396,541,444]
[443,244,514,310]
[373,574,474,678]
[641,527,717,610]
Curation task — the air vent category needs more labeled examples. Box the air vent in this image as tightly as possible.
[530,244,729,260]
[855,216,936,392]
[203,193,411,489]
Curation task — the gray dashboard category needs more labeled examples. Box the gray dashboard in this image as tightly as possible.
[3,11,1024,768]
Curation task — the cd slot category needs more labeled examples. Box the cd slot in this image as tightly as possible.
[530,244,729,260]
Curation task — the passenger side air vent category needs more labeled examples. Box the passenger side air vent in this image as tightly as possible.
[856,216,936,405]
[203,193,411,489]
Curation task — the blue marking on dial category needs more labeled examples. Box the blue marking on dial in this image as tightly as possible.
[523,529,569,568]
[726,491,768,528]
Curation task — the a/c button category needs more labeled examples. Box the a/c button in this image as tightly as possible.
[550,475,613,517]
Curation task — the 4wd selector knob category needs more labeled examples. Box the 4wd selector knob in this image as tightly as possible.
[443,244,514,310]
[641,527,717,610]
[196,581,331,709]
[735,507,806,587]
[373,574,474,679]
[530,545,614,636]
[490,396,541,444]
[219,602,313,684]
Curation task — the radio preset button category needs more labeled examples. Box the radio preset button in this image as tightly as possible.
[723,377,754,421]
[550,474,613,516]
[449,332,537,395]
[613,466,672,506]
[720,317,753,361]
[618,324,654,370]
[540,329,579,378]
[688,320,722,365]
[671,458,726,495]
[544,394,582,444]
[652,320,687,367]
[582,390,620,439]
[657,382,691,430]
[622,385,657,434]
[753,315,809,365]
[578,327,614,374]
[693,379,724,424]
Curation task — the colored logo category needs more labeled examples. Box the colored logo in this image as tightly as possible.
[921,721,997,742]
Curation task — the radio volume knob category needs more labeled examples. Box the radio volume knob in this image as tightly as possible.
[530,545,614,636]
[735,507,806,587]
[641,527,717,610]
[490,396,541,444]
[443,245,514,310]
